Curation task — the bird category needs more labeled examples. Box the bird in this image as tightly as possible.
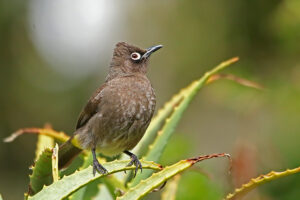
[58,42,162,176]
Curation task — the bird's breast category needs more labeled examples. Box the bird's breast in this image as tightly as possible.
[102,76,155,121]
[92,76,156,155]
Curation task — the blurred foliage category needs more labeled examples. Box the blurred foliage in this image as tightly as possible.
[1,0,300,199]
[176,172,222,200]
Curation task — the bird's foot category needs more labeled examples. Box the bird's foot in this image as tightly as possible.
[124,150,142,177]
[92,158,108,176]
[91,148,108,176]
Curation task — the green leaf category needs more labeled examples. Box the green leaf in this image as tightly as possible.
[69,179,102,200]
[4,128,70,143]
[70,153,125,200]
[225,166,300,200]
[3,127,83,150]
[29,130,55,197]
[206,73,264,90]
[69,153,101,200]
[59,155,85,178]
[119,153,230,200]
[131,57,239,186]
[28,160,161,200]
[0,193,3,200]
[161,174,181,200]
[35,135,54,160]
[28,148,53,196]
[93,184,114,200]
[52,144,59,182]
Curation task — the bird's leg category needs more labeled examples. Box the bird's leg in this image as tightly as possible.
[92,148,108,176]
[124,150,142,177]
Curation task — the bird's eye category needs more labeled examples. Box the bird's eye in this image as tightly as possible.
[130,52,141,61]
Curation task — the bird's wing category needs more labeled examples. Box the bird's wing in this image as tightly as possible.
[76,84,106,130]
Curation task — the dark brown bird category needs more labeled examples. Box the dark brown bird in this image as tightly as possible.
[59,42,162,176]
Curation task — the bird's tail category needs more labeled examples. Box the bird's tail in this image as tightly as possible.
[58,137,82,169]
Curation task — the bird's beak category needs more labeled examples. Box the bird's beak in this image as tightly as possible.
[142,44,163,59]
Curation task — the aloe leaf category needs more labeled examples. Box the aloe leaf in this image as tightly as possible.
[52,144,59,182]
[206,73,264,90]
[28,140,82,197]
[4,128,69,143]
[69,179,102,200]
[28,160,161,200]
[69,153,102,200]
[71,176,123,200]
[131,57,239,186]
[94,184,114,200]
[70,153,125,200]
[144,57,238,162]
[225,166,300,200]
[132,58,262,160]
[3,127,83,149]
[28,130,55,197]
[119,153,230,200]
[161,174,181,200]
[35,135,54,160]
[27,148,53,196]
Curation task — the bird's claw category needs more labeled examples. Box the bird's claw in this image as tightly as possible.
[126,154,142,177]
[93,159,108,176]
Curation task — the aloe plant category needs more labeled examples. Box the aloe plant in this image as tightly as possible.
[225,167,300,200]
[4,57,299,200]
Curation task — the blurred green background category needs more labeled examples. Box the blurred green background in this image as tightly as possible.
[1,0,300,199]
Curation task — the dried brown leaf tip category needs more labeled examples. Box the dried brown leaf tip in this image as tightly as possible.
[207,73,265,90]
[3,128,44,142]
[3,127,69,143]
[187,153,232,172]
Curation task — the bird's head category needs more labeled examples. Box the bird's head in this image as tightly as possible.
[107,42,162,80]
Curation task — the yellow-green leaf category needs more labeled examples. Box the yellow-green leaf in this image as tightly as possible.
[28,160,162,200]
[225,166,300,200]
[119,153,230,200]
[93,184,114,200]
[69,153,102,200]
[35,135,54,160]
[28,148,53,196]
[4,127,82,149]
[4,128,69,143]
[52,144,59,182]
[161,174,181,200]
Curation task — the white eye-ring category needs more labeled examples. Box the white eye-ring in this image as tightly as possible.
[130,52,141,61]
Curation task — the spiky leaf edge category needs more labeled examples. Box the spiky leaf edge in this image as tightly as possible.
[28,160,162,200]
[118,153,230,200]
[225,166,300,200]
